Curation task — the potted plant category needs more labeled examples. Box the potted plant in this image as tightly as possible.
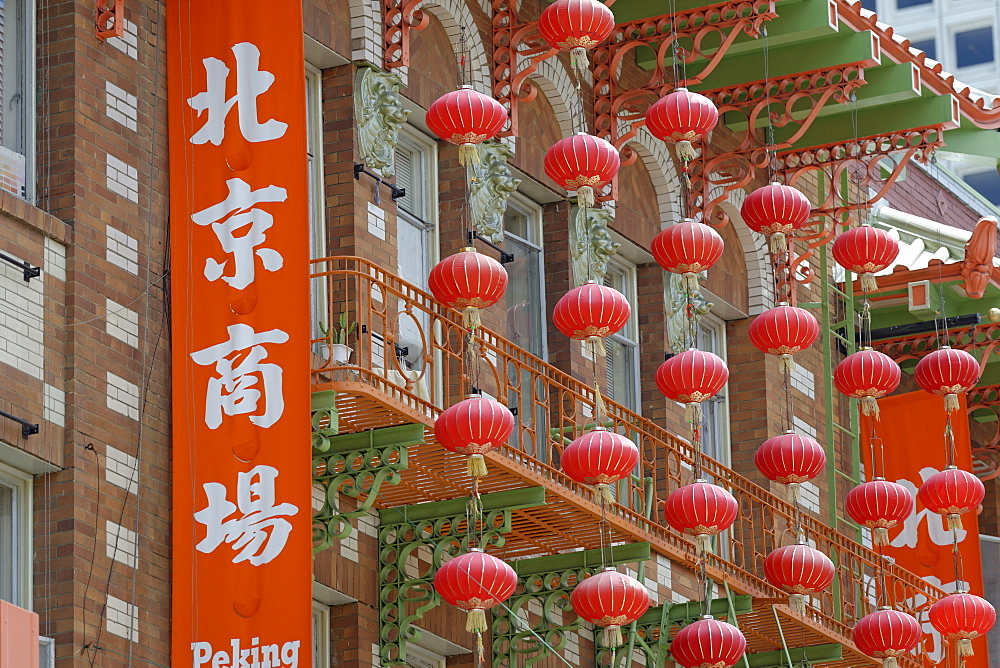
[319,314,356,363]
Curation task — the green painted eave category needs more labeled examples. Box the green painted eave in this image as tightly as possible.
[635,593,754,625]
[935,119,1000,168]
[510,542,650,575]
[326,423,425,453]
[611,0,796,25]
[745,643,843,667]
[379,487,546,524]
[868,279,998,333]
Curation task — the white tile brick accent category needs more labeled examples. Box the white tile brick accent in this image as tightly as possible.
[43,384,65,428]
[107,19,139,59]
[357,510,378,537]
[106,154,139,203]
[105,298,139,348]
[312,483,325,512]
[105,447,138,495]
[367,202,386,240]
[105,81,138,131]
[797,481,821,515]
[106,372,140,420]
[563,631,580,663]
[371,642,381,668]
[44,237,66,283]
[792,415,817,438]
[107,225,139,275]
[340,519,359,562]
[105,520,137,568]
[105,595,139,641]
[0,251,45,380]
[790,363,816,399]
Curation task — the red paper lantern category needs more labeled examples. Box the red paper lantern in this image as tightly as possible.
[748,304,820,373]
[917,466,985,531]
[434,395,515,478]
[852,608,921,668]
[929,592,996,658]
[434,549,517,646]
[833,348,901,419]
[846,478,914,546]
[764,543,836,615]
[537,0,615,77]
[656,349,729,424]
[670,617,747,668]
[553,281,631,356]
[740,182,811,254]
[426,86,508,165]
[544,133,621,207]
[428,247,508,330]
[914,346,981,414]
[561,427,640,506]
[754,432,826,502]
[645,88,720,161]
[650,219,724,293]
[663,479,739,554]
[570,568,651,648]
[832,225,900,293]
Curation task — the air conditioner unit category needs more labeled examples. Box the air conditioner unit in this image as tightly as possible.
[38,637,54,668]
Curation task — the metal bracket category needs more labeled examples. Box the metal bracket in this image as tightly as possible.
[468,230,514,265]
[0,409,39,439]
[0,251,41,283]
[95,0,124,40]
[354,163,406,205]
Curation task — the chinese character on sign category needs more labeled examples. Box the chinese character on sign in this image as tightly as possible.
[187,42,288,145]
[890,467,968,548]
[194,465,299,565]
[193,178,287,289]
[190,323,289,429]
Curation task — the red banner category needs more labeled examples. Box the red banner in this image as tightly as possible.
[168,3,312,666]
[861,391,986,667]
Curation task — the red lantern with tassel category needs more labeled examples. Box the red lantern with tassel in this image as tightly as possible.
[426,86,508,165]
[645,88,720,162]
[764,543,835,615]
[914,346,981,414]
[537,0,615,78]
[434,549,518,655]
[833,348,901,419]
[832,224,900,293]
[846,478,914,546]
[740,182,812,254]
[561,427,640,506]
[656,349,729,424]
[434,395,515,478]
[929,591,996,659]
[754,432,826,503]
[650,219,724,294]
[917,466,985,531]
[553,281,631,357]
[663,479,739,555]
[852,608,921,668]
[570,568,651,648]
[428,248,508,330]
[670,617,747,668]
[544,133,620,207]
[748,304,820,374]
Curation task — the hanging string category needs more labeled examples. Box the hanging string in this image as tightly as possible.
[762,26,778,184]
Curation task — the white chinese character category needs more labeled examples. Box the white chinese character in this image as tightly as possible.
[193,178,286,290]
[890,467,967,548]
[187,42,288,145]
[190,323,289,429]
[194,465,299,565]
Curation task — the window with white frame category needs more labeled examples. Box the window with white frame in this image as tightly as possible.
[503,195,546,359]
[312,601,330,668]
[0,462,31,607]
[306,64,327,341]
[603,260,640,413]
[696,314,730,465]
[406,643,447,668]
[0,0,34,201]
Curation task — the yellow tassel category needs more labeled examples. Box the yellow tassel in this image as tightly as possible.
[676,140,697,162]
[595,483,615,506]
[884,658,898,668]
[462,307,482,331]
[948,513,964,531]
[958,638,975,657]
[577,186,595,208]
[945,394,960,414]
[570,46,589,79]
[873,527,889,546]
[787,483,801,505]
[682,272,701,294]
[861,272,878,293]
[685,402,703,426]
[695,534,713,555]
[769,232,788,254]
[779,354,795,375]
[467,608,488,633]
[603,625,623,648]
[476,631,485,660]
[459,143,481,166]
[861,396,881,420]
[468,454,488,478]
[595,382,608,421]
[789,594,807,615]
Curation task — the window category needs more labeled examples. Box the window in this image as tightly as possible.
[306,65,327,341]
[406,643,446,668]
[503,196,546,359]
[603,260,640,413]
[312,601,329,668]
[859,0,877,10]
[911,38,936,61]
[0,0,33,201]
[964,169,1000,205]
[0,462,31,607]
[896,0,930,8]
[696,315,730,465]
[955,27,994,68]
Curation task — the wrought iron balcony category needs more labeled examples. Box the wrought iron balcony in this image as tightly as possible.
[311,255,948,668]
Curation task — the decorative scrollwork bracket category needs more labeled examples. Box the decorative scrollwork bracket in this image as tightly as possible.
[96,0,124,40]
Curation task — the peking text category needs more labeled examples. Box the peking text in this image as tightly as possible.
[192,638,301,668]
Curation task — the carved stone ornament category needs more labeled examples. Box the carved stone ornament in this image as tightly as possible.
[665,272,713,353]
[468,141,521,245]
[354,65,410,178]
[570,205,620,287]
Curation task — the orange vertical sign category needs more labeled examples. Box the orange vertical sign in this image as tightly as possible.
[861,391,986,667]
[168,3,312,667]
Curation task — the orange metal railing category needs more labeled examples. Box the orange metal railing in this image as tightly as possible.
[311,256,946,657]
